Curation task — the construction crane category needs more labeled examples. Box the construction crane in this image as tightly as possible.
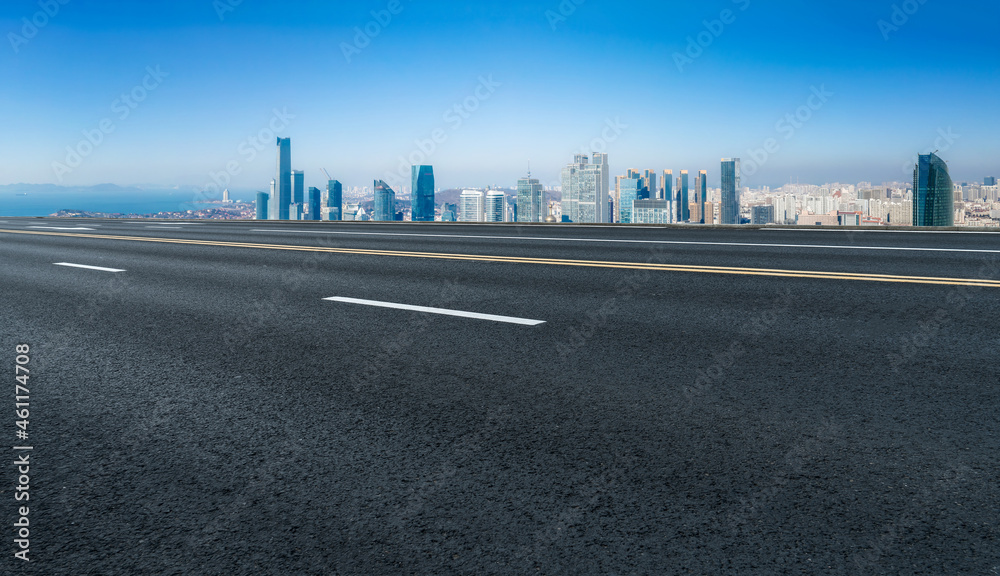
[321,168,333,181]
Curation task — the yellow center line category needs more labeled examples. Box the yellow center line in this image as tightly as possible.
[2,228,999,288]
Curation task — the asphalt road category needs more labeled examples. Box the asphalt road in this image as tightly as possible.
[0,219,998,575]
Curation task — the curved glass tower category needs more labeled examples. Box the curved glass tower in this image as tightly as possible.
[913,153,954,227]
[411,165,435,222]
[374,180,396,221]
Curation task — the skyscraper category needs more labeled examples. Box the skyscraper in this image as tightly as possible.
[268,179,278,221]
[274,138,291,220]
[643,170,657,200]
[373,180,396,221]
[460,190,484,222]
[697,170,708,224]
[913,153,954,227]
[517,175,544,223]
[291,170,305,205]
[677,171,690,222]
[560,153,610,223]
[616,176,641,224]
[411,165,435,222]
[985,176,996,187]
[662,170,673,218]
[308,187,321,221]
[256,192,269,220]
[720,158,741,225]
[485,190,505,222]
[327,180,342,221]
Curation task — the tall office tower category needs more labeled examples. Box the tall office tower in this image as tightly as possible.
[704,201,715,225]
[720,158,742,224]
[373,180,396,221]
[274,138,292,220]
[485,190,506,222]
[308,187,321,221]
[460,190,484,222]
[676,171,690,222]
[517,175,544,223]
[222,188,230,203]
[644,170,657,200]
[697,170,708,224]
[616,176,641,224]
[913,153,954,227]
[291,170,305,205]
[268,179,279,220]
[662,170,673,212]
[256,192,269,220]
[411,165,435,222]
[327,180,342,221]
[986,176,997,187]
[560,153,610,223]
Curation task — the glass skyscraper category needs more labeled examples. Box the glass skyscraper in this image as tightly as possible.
[256,192,269,220]
[913,153,954,227]
[308,187,321,221]
[485,190,505,222]
[373,180,396,222]
[697,170,708,224]
[460,190,484,222]
[273,138,291,220]
[616,176,640,224]
[720,158,741,225]
[411,165,435,222]
[517,175,544,223]
[560,153,610,223]
[677,171,689,222]
[327,180,342,221]
[662,170,673,222]
[291,170,305,205]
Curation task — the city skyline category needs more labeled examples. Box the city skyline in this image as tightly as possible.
[2,1,998,192]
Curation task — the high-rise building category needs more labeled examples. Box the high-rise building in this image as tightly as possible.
[517,175,544,223]
[913,153,954,227]
[291,170,305,205]
[616,176,641,224]
[274,138,291,220]
[308,187,321,221]
[460,190,484,222]
[697,170,708,224]
[268,179,278,220]
[662,170,673,216]
[485,190,506,222]
[373,180,396,221]
[985,176,996,187]
[720,158,741,225]
[751,205,775,225]
[677,171,690,222]
[633,199,671,224]
[222,188,230,203]
[643,170,657,201]
[560,153,610,223]
[256,192,269,220]
[704,201,715,225]
[327,180,342,221]
[411,165,435,222]
[289,203,302,221]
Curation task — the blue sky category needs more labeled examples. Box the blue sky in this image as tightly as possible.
[1,0,998,193]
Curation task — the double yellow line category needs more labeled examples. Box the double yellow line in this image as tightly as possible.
[4,228,1000,288]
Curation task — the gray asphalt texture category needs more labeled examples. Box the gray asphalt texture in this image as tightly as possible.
[1,219,998,575]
